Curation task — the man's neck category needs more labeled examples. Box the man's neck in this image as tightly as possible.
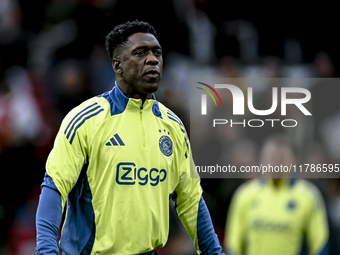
[116,82,153,103]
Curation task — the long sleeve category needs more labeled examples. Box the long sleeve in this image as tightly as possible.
[305,186,329,255]
[172,145,223,254]
[36,174,63,255]
[224,186,247,255]
[196,196,223,254]
[45,102,91,206]
[36,102,92,254]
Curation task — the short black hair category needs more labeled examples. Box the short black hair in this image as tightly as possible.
[105,20,158,60]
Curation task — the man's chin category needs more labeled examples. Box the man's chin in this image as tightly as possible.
[142,81,159,94]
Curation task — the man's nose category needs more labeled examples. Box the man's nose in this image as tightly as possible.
[145,52,158,65]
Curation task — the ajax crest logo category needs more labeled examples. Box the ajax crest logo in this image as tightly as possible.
[159,129,173,156]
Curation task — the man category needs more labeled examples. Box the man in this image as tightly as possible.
[36,20,223,255]
[224,134,329,255]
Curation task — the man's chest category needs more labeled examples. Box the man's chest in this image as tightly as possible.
[246,190,307,235]
[86,114,178,188]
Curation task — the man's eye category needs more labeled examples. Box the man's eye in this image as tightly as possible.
[135,50,145,56]
[154,50,162,56]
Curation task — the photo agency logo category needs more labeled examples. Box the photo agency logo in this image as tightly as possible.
[196,82,223,114]
[196,81,312,128]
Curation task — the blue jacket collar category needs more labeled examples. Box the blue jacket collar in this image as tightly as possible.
[101,82,161,118]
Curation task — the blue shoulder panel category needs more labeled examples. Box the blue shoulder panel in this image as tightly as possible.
[99,83,129,116]
[152,100,162,119]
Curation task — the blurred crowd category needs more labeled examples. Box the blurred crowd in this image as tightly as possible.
[1,0,340,254]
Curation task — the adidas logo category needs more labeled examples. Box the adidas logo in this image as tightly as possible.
[106,133,125,146]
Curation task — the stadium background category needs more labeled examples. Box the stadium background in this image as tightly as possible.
[1,0,340,254]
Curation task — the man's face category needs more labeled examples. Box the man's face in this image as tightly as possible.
[116,33,163,95]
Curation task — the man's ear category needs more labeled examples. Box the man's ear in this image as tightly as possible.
[112,58,122,74]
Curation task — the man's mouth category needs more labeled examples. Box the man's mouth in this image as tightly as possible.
[144,69,160,78]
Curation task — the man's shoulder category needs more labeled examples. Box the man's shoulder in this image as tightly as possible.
[60,96,110,137]
[232,179,264,202]
[157,102,186,129]
[241,178,265,190]
[65,95,109,118]
[293,179,325,204]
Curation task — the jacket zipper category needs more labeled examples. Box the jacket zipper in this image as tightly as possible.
[140,106,146,147]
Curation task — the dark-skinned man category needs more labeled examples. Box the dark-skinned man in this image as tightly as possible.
[36,20,224,255]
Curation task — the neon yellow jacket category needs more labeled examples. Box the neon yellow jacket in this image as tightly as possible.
[36,84,222,255]
[224,179,329,255]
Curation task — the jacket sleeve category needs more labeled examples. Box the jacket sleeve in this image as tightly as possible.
[224,185,247,255]
[36,106,89,253]
[35,174,63,255]
[172,129,223,254]
[44,106,89,206]
[305,185,329,255]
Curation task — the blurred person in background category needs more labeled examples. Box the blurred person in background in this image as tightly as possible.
[35,20,224,255]
[224,134,329,255]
